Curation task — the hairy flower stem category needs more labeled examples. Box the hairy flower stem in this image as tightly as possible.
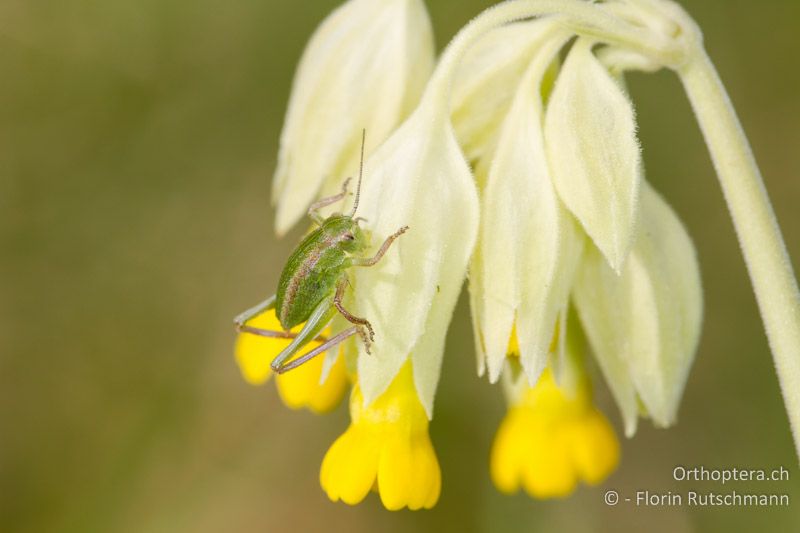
[679,50,800,462]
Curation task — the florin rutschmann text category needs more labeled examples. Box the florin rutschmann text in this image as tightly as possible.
[603,465,791,508]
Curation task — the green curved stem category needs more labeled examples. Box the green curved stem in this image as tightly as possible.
[679,49,800,462]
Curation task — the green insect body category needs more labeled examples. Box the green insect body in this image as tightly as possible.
[275,215,366,330]
[234,132,407,374]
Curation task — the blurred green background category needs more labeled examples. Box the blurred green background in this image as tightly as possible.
[2,0,799,531]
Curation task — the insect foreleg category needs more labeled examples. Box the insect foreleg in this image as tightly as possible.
[350,225,409,267]
[334,277,374,351]
[273,326,360,374]
[270,297,337,372]
[307,178,352,225]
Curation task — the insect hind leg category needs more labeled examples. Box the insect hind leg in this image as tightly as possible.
[273,326,359,374]
[233,294,277,327]
[233,294,328,341]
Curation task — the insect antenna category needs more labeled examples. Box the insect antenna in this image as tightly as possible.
[350,129,366,217]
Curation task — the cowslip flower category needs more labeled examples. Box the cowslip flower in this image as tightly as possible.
[472,28,703,436]
[346,96,480,417]
[239,0,800,512]
[314,50,480,508]
[234,309,349,414]
[545,35,702,434]
[468,22,582,386]
[271,0,434,235]
[320,362,441,510]
[491,360,619,498]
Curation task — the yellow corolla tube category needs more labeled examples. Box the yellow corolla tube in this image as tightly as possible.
[490,367,619,499]
[320,361,441,510]
[234,309,348,414]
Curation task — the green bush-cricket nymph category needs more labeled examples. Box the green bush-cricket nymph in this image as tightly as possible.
[234,131,408,373]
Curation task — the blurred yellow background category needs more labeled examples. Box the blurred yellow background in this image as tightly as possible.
[2,1,799,531]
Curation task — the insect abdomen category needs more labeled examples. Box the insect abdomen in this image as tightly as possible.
[275,230,348,330]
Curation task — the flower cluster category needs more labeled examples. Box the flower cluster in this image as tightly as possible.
[235,0,800,511]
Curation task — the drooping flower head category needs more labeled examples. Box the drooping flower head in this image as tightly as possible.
[469,24,703,436]
[236,0,800,512]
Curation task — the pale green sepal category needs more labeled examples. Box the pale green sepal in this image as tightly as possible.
[548,306,582,398]
[451,19,560,163]
[573,182,703,435]
[352,103,480,419]
[472,34,582,384]
[544,38,642,273]
[468,249,488,378]
[272,0,434,235]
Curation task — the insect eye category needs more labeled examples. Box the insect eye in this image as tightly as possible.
[344,233,355,241]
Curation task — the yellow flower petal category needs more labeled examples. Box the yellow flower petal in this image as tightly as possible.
[276,348,348,414]
[568,409,620,485]
[378,435,413,511]
[522,422,577,499]
[235,308,348,413]
[490,410,527,494]
[412,434,441,510]
[320,425,380,505]
[234,310,285,385]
